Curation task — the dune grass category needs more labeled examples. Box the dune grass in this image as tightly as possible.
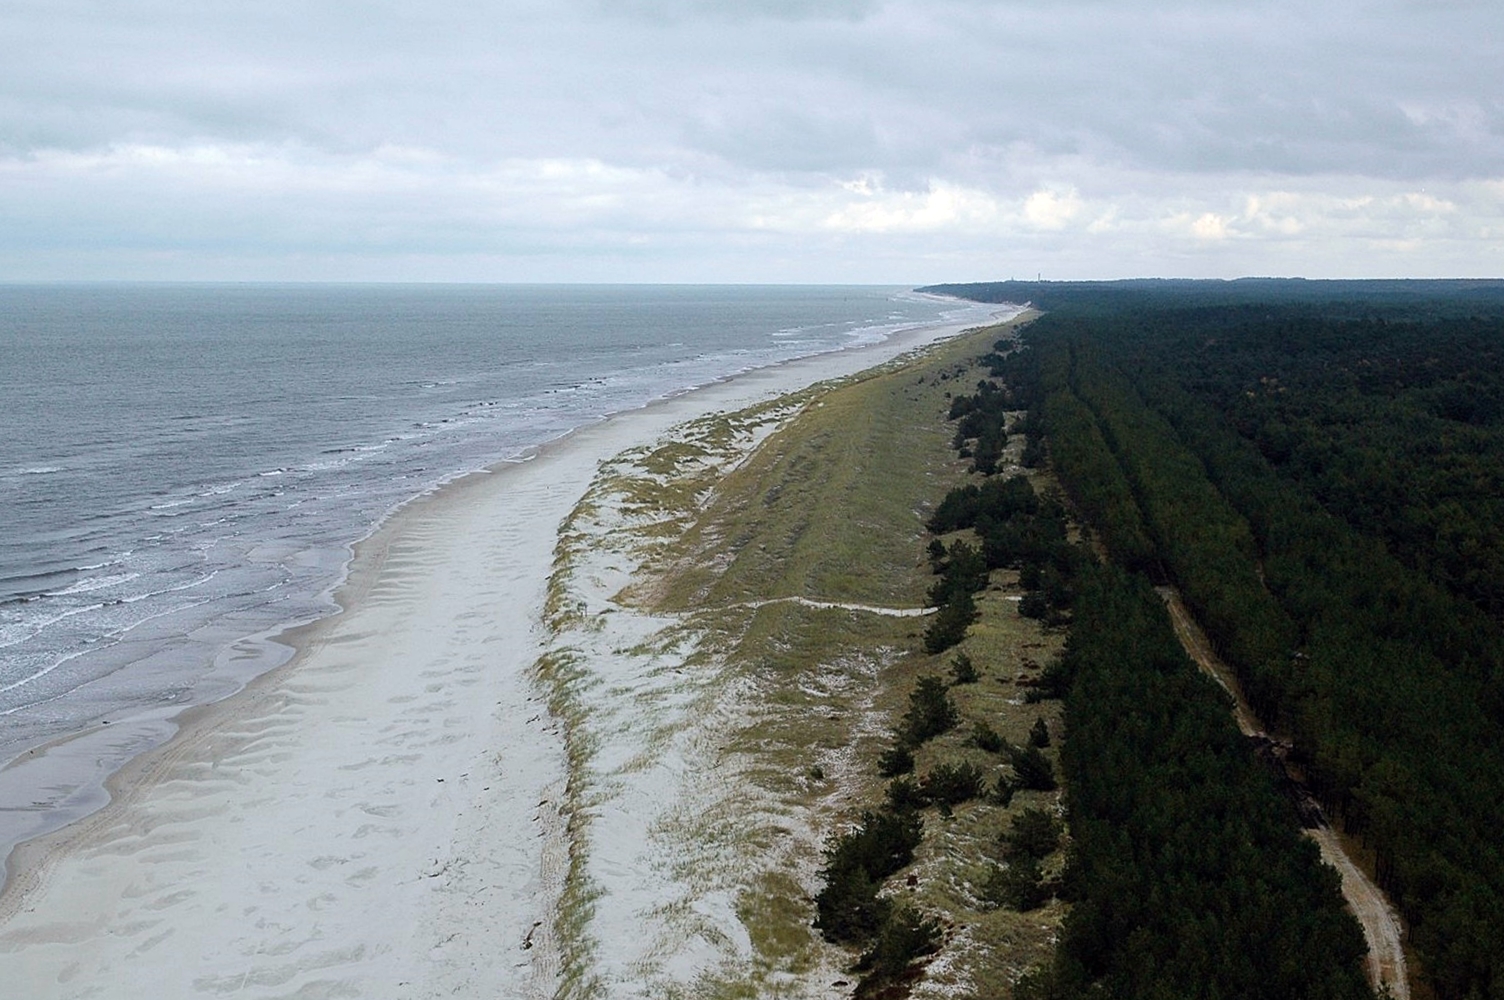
[537,314,1067,998]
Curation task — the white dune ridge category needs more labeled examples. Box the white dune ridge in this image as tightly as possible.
[538,393,824,998]
[0,312,1012,998]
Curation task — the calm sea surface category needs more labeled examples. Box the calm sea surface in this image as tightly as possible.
[0,285,991,776]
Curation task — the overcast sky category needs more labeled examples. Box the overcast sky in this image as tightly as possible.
[3,0,1501,282]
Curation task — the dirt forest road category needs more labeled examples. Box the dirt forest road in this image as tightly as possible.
[1157,587,1410,1000]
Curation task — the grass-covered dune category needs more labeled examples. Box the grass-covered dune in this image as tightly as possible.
[538,314,1071,998]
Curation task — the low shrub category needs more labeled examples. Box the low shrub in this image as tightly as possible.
[970,720,1006,754]
[920,761,986,807]
[1010,744,1057,791]
[982,857,1049,912]
[876,743,915,777]
[814,808,924,943]
[900,676,959,746]
[1029,716,1051,748]
[949,651,979,685]
[885,777,925,811]
[1003,807,1062,860]
[855,903,943,987]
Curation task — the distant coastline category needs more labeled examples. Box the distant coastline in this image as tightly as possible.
[0,306,1016,998]
[0,286,1002,891]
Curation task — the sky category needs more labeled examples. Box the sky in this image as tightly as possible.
[2,0,1502,283]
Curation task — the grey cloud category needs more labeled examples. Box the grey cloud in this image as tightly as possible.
[3,0,1504,279]
[589,0,882,23]
[7,0,1503,181]
[682,105,886,173]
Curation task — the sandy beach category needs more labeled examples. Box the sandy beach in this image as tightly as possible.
[0,312,1012,999]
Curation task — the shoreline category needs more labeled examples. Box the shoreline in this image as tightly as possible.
[0,288,986,830]
[0,302,1000,893]
[0,307,1018,997]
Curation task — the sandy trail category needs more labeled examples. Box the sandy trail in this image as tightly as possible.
[1157,587,1409,1000]
[1309,827,1410,1000]
[729,597,934,617]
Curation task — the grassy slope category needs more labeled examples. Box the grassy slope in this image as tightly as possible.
[616,316,1067,997]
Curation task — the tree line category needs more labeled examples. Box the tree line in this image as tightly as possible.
[973,283,1504,1000]
[940,360,1374,1000]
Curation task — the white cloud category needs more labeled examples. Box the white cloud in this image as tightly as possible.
[1023,188,1084,231]
[820,180,1002,233]
[1242,194,1304,235]
[1190,213,1231,240]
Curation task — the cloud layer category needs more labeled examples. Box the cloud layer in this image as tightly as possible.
[3,0,1501,280]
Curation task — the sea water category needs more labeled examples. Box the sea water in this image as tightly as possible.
[0,284,995,858]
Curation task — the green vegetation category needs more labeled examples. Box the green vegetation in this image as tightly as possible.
[876,743,915,778]
[982,856,1049,912]
[571,314,1069,996]
[897,675,959,747]
[968,719,1005,754]
[918,760,986,806]
[1006,744,1056,793]
[855,904,943,994]
[935,280,1504,1000]
[898,295,1395,999]
[922,540,984,652]
[814,807,926,942]
[920,276,1504,998]
[682,277,1504,997]
[1036,565,1372,1000]
[948,651,979,685]
[1002,808,1061,861]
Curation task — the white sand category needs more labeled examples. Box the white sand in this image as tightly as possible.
[0,310,1016,999]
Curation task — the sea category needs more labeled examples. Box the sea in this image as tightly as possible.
[0,284,996,865]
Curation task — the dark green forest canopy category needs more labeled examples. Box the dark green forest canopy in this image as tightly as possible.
[1046,565,1372,1000]
[935,279,1504,1000]
[920,277,1504,319]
